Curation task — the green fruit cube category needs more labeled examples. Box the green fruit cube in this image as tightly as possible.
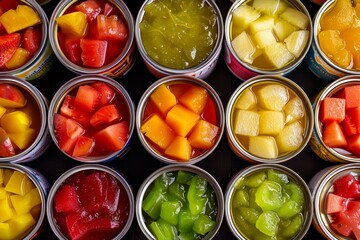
[179,231,201,240]
[168,182,187,203]
[255,211,280,237]
[238,207,261,225]
[176,171,195,185]
[149,219,178,240]
[281,213,303,237]
[249,188,262,210]
[231,31,257,64]
[257,84,289,111]
[280,8,309,29]
[232,212,260,239]
[253,29,277,49]
[248,136,278,158]
[235,88,257,110]
[259,111,285,135]
[276,200,302,219]
[154,172,176,193]
[267,169,289,186]
[232,189,249,208]
[243,171,267,188]
[273,18,299,42]
[252,0,288,15]
[285,182,305,206]
[142,188,168,220]
[276,121,304,154]
[192,214,215,235]
[264,42,294,69]
[187,175,208,215]
[248,16,275,34]
[255,180,283,211]
[284,30,310,58]
[178,208,198,233]
[283,97,305,124]
[232,5,260,31]
[233,110,260,136]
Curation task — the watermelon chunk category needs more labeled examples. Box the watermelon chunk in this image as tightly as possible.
[347,134,360,156]
[333,174,360,198]
[322,121,347,148]
[344,85,360,109]
[326,193,348,214]
[54,185,80,213]
[320,97,346,123]
[93,121,128,152]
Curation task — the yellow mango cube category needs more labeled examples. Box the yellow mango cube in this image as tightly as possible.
[11,188,41,216]
[259,111,285,135]
[188,120,219,149]
[5,171,35,196]
[0,196,14,222]
[0,5,41,34]
[0,188,6,200]
[8,128,36,150]
[3,170,13,187]
[276,121,304,154]
[141,114,176,150]
[248,136,278,158]
[166,104,200,136]
[8,213,36,239]
[5,48,30,70]
[56,12,88,37]
[233,110,260,136]
[164,136,192,161]
[178,86,208,114]
[150,84,177,116]
[0,222,11,240]
[1,111,32,133]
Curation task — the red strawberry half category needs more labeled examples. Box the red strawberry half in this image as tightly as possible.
[0,33,21,67]
[90,104,122,129]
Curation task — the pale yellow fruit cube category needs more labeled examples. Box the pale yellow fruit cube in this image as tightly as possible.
[233,110,260,136]
[232,5,261,31]
[259,111,285,135]
[284,30,310,58]
[252,0,288,15]
[5,171,35,196]
[0,222,11,239]
[231,31,257,64]
[5,48,30,70]
[11,188,41,216]
[248,136,278,158]
[8,213,36,239]
[273,18,299,41]
[253,29,277,49]
[0,188,5,200]
[235,88,257,110]
[276,121,304,154]
[248,16,275,34]
[257,84,289,111]
[0,195,14,222]
[280,8,309,29]
[1,111,32,133]
[284,97,305,123]
[264,42,295,69]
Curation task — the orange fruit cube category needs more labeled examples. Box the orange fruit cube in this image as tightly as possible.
[179,86,208,114]
[150,84,177,116]
[320,0,355,31]
[188,120,219,149]
[164,136,192,161]
[166,104,200,136]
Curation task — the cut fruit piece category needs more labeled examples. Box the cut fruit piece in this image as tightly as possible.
[345,107,360,134]
[342,113,358,137]
[344,85,360,109]
[5,47,30,70]
[333,174,360,198]
[96,14,127,41]
[318,30,346,57]
[8,128,36,150]
[320,0,355,31]
[248,136,278,158]
[280,7,309,29]
[276,121,304,154]
[188,120,219,149]
[248,16,275,34]
[281,214,303,237]
[90,82,115,106]
[192,214,215,235]
[231,5,260,31]
[0,127,15,157]
[1,111,32,133]
[0,194,14,222]
[263,42,294,69]
[326,193,348,214]
[253,29,277,49]
[60,94,91,127]
[284,30,309,58]
[7,213,36,240]
[231,31,257,64]
[93,121,128,152]
[178,85,208,115]
[255,211,280,237]
[72,135,95,157]
[63,37,81,65]
[160,201,181,226]
[0,5,41,34]
[143,188,168,220]
[346,134,360,156]
[80,38,107,68]
[233,109,260,136]
[164,136,192,161]
[322,121,347,148]
[257,84,289,111]
[0,33,21,68]
[259,111,285,135]
[74,84,102,113]
[11,188,41,216]
[255,180,283,210]
[150,84,177,116]
[5,171,34,196]
[90,104,122,129]
[54,184,79,213]
[56,11,88,37]
[75,0,101,21]
[235,88,257,110]
[319,97,346,123]
[284,97,304,123]
[165,104,200,137]
[0,83,26,108]
[252,0,288,15]
[273,18,299,42]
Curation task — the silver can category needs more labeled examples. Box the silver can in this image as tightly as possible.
[0,76,50,163]
[48,74,135,163]
[225,75,314,163]
[135,0,224,79]
[136,75,224,165]
[0,163,49,240]
[225,163,313,239]
[135,164,224,240]
[224,0,312,80]
[46,164,134,240]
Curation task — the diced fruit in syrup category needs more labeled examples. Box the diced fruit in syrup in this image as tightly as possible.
[160,201,181,226]
[233,110,260,136]
[263,42,294,69]
[0,33,20,68]
[231,5,260,32]
[344,85,360,109]
[253,29,277,49]
[280,7,309,29]
[192,214,215,235]
[96,15,127,41]
[60,94,91,127]
[248,16,274,34]
[90,104,122,129]
[5,47,30,70]
[188,120,219,149]
[74,84,102,113]
[80,38,107,68]
[0,5,41,34]
[231,31,257,64]
[252,0,288,15]
[72,136,95,157]
[273,18,299,42]
[255,211,280,237]
[320,97,346,123]
[284,97,304,123]
[8,128,36,150]
[243,171,266,188]
[326,193,348,214]
[322,121,347,148]
[178,85,208,115]
[284,30,309,58]
[93,121,128,152]
[0,127,14,157]
[333,174,360,198]
[56,12,88,37]
[63,37,82,65]
[320,0,355,31]
[276,121,304,154]
[281,214,303,237]
[259,111,284,135]
[249,136,278,158]
[165,104,200,137]
[150,84,177,116]
[1,111,32,133]
[164,136,192,161]
[235,88,257,110]
[75,0,101,21]
[22,27,41,55]
[54,185,79,213]
[255,180,283,211]
[257,84,289,111]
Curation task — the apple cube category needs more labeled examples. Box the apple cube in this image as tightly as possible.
[276,121,304,154]
[11,188,41,216]
[178,85,208,115]
[235,88,257,110]
[5,171,35,196]
[150,84,177,116]
[280,8,309,29]
[252,0,288,15]
[141,114,176,150]
[188,120,219,149]
[264,42,295,69]
[232,5,260,31]
[1,111,32,133]
[248,16,275,34]
[8,128,36,150]
[273,18,299,42]
[284,97,304,123]
[259,111,285,135]
[233,110,260,136]
[257,84,289,111]
[248,136,278,158]
[284,30,309,58]
[7,213,36,239]
[164,136,192,161]
[166,104,200,137]
[231,31,257,64]
[253,29,277,49]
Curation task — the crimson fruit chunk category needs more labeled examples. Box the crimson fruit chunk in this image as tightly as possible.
[54,185,80,213]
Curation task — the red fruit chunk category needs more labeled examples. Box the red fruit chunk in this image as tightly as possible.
[80,38,107,68]
[63,37,82,65]
[72,136,95,157]
[0,0,19,12]
[0,83,26,108]
[202,98,217,125]
[344,85,360,109]
[91,82,115,106]
[74,85,102,113]
[0,127,15,157]
[78,172,104,211]
[54,185,80,213]
[22,27,41,56]
[0,33,21,67]
[105,42,124,64]
[90,104,122,129]
[322,121,347,148]
[320,97,346,123]
[342,114,357,137]
[333,174,360,198]
[347,107,360,133]
[347,134,360,156]
[96,15,127,41]
[103,174,121,214]
[75,0,101,21]
[326,193,348,214]
[103,3,114,16]
[93,121,128,152]
[330,211,353,237]
[60,95,91,127]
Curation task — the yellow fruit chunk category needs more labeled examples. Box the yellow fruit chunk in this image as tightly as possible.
[248,16,275,34]
[284,97,305,123]
[11,188,41,216]
[284,30,310,58]
[3,170,13,187]
[276,121,304,154]
[166,104,200,136]
[235,88,257,110]
[0,188,6,200]
[0,5,41,34]
[5,171,35,196]
[0,169,3,186]
[0,195,14,222]
[333,48,352,68]
[233,110,260,136]
[257,84,289,111]
[56,11,88,37]
[231,31,257,64]
[341,27,360,56]
[320,0,355,31]
[264,42,294,69]
[0,106,6,119]
[252,0,288,15]
[188,120,219,149]
[1,111,32,133]
[253,29,277,49]
[178,86,208,115]
[8,213,36,240]
[248,136,278,158]
[280,8,309,29]
[8,128,36,150]
[5,48,30,70]
[259,111,285,135]
[273,18,299,42]
[150,84,177,116]
[141,114,176,150]
[232,5,260,32]
[164,136,192,161]
[318,30,345,57]
[0,222,11,239]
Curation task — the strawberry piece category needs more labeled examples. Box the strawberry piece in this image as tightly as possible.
[22,27,41,56]
[60,94,91,127]
[93,121,128,152]
[0,33,21,68]
[91,82,115,106]
[63,37,82,65]
[54,184,80,213]
[0,127,15,157]
[326,193,348,214]
[72,135,95,157]
[103,3,114,16]
[74,85,102,113]
[90,104,122,129]
[347,134,360,156]
[96,15,127,41]
[80,38,107,68]
[322,121,347,148]
[333,174,360,198]
[75,0,101,22]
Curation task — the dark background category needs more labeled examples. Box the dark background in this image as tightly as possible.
[26,0,333,239]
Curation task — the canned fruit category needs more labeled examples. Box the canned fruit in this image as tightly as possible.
[53,81,130,158]
[0,168,41,239]
[230,169,306,239]
[231,82,306,158]
[142,170,217,239]
[139,0,217,70]
[320,0,355,31]
[56,0,128,68]
[140,83,220,162]
[52,169,130,240]
[0,1,42,71]
[230,0,310,70]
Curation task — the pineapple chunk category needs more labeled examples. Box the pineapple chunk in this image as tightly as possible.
[3,169,12,186]
[165,104,200,137]
[253,29,277,49]
[273,18,299,42]
[280,8,309,29]
[248,136,278,158]
[284,97,305,123]
[8,128,36,150]
[284,30,310,58]
[5,171,35,196]
[231,31,257,64]
[0,188,6,200]
[1,111,32,133]
[257,84,289,111]
[252,0,288,15]
[56,12,87,37]
[248,16,275,34]
[164,136,192,161]
[5,48,30,70]
[0,222,11,239]
[150,84,177,116]
[232,5,261,31]
[0,106,6,119]
[8,213,36,240]
[235,88,257,110]
[233,110,260,136]
[264,42,294,69]
[259,111,285,135]
[276,121,304,154]
[0,195,14,222]
[11,188,41,216]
